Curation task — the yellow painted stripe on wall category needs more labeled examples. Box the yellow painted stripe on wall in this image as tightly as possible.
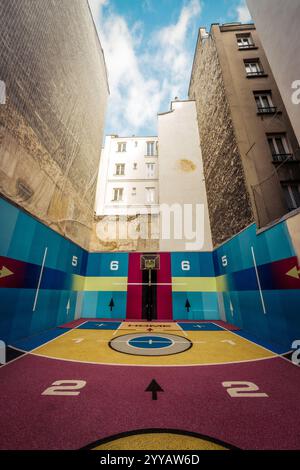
[216,275,228,292]
[73,275,128,292]
[172,277,217,292]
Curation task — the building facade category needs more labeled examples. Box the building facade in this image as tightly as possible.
[0,0,109,250]
[94,100,212,252]
[189,23,300,247]
[93,135,160,252]
[95,135,159,216]
[158,99,212,252]
[247,0,300,145]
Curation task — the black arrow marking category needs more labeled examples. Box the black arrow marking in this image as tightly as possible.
[109,298,115,312]
[145,379,164,401]
[185,299,191,313]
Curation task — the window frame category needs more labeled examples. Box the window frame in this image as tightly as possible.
[112,187,124,202]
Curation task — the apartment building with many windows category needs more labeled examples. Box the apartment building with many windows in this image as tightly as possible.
[95,135,159,216]
[189,23,300,246]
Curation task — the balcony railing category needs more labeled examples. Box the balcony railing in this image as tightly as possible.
[272,153,295,163]
[246,70,266,77]
[238,44,256,50]
[257,106,277,114]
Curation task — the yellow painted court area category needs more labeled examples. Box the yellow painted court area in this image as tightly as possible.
[92,433,229,450]
[32,325,276,366]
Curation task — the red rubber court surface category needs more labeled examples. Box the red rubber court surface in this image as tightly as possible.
[0,321,299,450]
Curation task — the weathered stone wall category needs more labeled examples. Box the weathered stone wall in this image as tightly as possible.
[189,36,253,246]
[90,214,160,252]
[0,0,109,250]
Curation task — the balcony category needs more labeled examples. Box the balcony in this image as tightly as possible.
[238,44,258,50]
[246,71,268,78]
[272,153,296,163]
[257,106,278,115]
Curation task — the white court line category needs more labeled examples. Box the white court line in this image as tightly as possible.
[32,247,48,312]
[0,321,89,370]
[113,322,124,336]
[113,282,186,286]
[176,322,188,338]
[211,321,299,368]
[251,246,267,315]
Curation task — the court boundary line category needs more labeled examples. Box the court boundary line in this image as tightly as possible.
[210,321,299,368]
[0,321,89,370]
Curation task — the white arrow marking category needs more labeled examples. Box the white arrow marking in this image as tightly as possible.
[72,338,84,344]
[221,340,236,346]
[66,299,71,316]
[96,324,104,328]
[229,300,234,316]
[194,325,204,329]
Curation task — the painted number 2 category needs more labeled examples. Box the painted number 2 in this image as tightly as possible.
[222,381,268,398]
[42,380,86,396]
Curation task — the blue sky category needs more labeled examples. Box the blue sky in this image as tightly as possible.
[89,0,251,137]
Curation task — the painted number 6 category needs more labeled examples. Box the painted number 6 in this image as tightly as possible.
[181,261,190,271]
[42,380,86,396]
[110,261,119,271]
[222,381,268,398]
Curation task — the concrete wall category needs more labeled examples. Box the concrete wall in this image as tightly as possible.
[0,0,109,250]
[247,0,300,145]
[158,100,213,251]
[189,33,254,246]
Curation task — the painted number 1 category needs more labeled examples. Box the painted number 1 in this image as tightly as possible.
[222,381,268,398]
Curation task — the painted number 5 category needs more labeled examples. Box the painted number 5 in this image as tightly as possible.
[222,381,268,398]
[42,380,86,396]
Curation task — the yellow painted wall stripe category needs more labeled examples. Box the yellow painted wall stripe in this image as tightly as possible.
[172,277,218,292]
[73,275,128,292]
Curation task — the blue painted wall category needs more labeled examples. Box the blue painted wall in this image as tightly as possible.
[214,222,300,351]
[0,198,87,343]
[1,196,300,352]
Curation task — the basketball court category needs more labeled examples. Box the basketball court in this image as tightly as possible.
[1,318,299,450]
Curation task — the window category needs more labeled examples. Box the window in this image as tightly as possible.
[132,187,136,196]
[254,92,276,113]
[133,163,137,170]
[237,34,254,49]
[117,142,126,152]
[115,163,125,175]
[145,187,155,204]
[112,188,124,201]
[146,163,155,178]
[244,59,264,76]
[267,134,294,162]
[146,141,155,156]
[282,184,300,211]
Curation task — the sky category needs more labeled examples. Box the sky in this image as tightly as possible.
[88,0,252,137]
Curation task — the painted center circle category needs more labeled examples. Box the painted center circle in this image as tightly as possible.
[109,333,192,356]
[128,336,173,349]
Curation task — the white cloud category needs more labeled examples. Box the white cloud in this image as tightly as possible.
[89,0,202,135]
[236,1,252,23]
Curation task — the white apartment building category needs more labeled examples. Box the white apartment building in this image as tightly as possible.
[95,100,212,252]
[95,135,159,216]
